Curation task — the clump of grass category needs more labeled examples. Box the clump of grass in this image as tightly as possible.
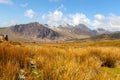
[101,56,116,68]
[9,41,21,45]
[0,42,31,79]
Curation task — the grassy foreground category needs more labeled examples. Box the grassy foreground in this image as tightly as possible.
[0,40,120,80]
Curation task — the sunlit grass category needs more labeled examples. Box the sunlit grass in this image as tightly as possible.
[0,40,120,80]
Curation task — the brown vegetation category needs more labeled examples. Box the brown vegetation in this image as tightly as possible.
[0,40,120,80]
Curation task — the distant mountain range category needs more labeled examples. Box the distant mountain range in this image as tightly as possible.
[0,22,116,42]
[91,31,120,40]
[57,24,94,36]
[92,28,110,35]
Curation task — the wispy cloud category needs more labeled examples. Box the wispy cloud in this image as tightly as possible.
[57,4,66,11]
[24,9,35,19]
[0,0,13,4]
[0,19,17,27]
[20,3,28,7]
[48,0,61,2]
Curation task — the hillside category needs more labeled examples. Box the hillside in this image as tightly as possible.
[92,28,110,35]
[0,22,60,42]
[56,24,94,36]
[51,24,94,40]
[0,22,113,42]
[91,32,120,40]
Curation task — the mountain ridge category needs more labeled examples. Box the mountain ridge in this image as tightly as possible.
[0,22,113,42]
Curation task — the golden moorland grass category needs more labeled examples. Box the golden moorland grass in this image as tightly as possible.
[0,40,120,80]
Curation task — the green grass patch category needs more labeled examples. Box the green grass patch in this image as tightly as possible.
[102,67,120,75]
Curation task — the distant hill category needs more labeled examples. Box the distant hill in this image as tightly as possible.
[91,32,120,40]
[92,28,110,35]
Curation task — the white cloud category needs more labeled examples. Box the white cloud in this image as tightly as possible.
[41,4,68,26]
[42,10,64,26]
[0,0,13,4]
[42,10,91,26]
[106,14,120,31]
[41,10,90,26]
[41,8,120,31]
[70,13,90,25]
[24,9,35,19]
[90,14,120,31]
[94,14,105,21]
[20,3,28,7]
[91,14,106,29]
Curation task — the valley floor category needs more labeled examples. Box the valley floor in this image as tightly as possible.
[0,40,120,80]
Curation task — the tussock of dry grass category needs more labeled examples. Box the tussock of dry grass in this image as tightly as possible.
[0,40,120,80]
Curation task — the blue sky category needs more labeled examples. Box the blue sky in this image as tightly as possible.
[0,0,120,31]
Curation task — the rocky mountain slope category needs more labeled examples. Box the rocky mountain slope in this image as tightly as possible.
[0,22,59,42]
[56,24,94,36]
[0,22,112,42]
